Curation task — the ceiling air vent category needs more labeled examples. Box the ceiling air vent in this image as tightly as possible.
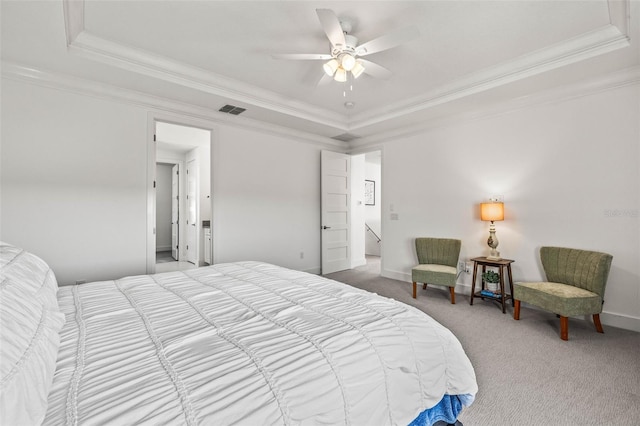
[331,133,360,143]
[219,104,246,115]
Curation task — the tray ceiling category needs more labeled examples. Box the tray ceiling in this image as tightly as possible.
[1,1,638,145]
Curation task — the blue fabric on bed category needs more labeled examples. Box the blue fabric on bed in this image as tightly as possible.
[408,394,475,426]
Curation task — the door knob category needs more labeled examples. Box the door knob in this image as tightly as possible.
[322,226,331,229]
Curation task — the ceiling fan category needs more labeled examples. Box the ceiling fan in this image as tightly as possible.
[272,9,419,84]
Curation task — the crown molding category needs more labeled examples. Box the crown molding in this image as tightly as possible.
[349,22,631,132]
[67,31,349,133]
[350,65,640,149]
[62,0,84,45]
[608,0,631,36]
[62,1,348,132]
[1,61,345,150]
[3,62,637,153]
[61,0,633,136]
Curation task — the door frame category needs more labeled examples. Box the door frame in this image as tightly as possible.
[146,113,215,274]
[185,157,199,265]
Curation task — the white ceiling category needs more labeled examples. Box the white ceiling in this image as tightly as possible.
[2,1,638,146]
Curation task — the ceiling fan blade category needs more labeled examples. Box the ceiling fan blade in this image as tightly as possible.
[356,26,420,56]
[316,9,346,48]
[272,53,332,60]
[359,59,393,79]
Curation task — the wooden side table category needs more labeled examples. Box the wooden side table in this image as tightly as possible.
[469,257,515,314]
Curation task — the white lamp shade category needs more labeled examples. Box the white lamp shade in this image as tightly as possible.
[323,59,339,76]
[341,54,356,71]
[351,61,365,78]
[334,67,347,82]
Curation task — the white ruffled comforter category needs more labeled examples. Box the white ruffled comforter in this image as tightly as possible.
[44,262,477,425]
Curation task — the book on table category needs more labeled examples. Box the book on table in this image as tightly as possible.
[480,289,501,298]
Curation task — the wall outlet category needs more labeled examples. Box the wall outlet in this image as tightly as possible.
[465,262,473,274]
[299,251,304,259]
[458,261,465,271]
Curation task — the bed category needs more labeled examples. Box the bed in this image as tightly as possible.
[1,243,477,425]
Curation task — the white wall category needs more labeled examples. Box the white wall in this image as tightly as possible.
[365,154,382,256]
[1,78,327,283]
[1,79,148,285]
[210,125,324,273]
[380,84,640,331]
[155,163,173,251]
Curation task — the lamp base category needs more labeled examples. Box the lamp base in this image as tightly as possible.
[487,249,501,260]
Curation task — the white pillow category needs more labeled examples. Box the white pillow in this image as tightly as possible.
[0,242,60,311]
[0,243,65,425]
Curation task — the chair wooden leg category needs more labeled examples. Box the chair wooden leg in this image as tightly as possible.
[449,287,456,304]
[423,283,427,290]
[412,282,417,299]
[560,316,569,341]
[513,300,521,320]
[593,314,604,334]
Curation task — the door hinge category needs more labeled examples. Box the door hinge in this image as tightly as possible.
[153,134,156,141]
[153,181,156,188]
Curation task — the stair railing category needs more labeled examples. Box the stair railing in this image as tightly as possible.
[365,223,381,243]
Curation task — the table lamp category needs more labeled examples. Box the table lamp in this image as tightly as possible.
[480,201,504,260]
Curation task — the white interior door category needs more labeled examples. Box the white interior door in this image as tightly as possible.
[186,159,198,264]
[171,164,179,260]
[321,150,351,274]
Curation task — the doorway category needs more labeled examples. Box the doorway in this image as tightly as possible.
[148,119,212,273]
[155,162,178,262]
[320,149,382,275]
[363,150,382,275]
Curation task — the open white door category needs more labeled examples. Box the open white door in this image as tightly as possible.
[186,159,198,264]
[171,164,179,260]
[321,150,351,274]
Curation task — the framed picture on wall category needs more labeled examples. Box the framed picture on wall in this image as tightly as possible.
[365,180,375,205]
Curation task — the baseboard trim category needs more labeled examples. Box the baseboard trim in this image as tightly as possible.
[599,311,640,333]
[381,269,409,282]
[382,268,639,333]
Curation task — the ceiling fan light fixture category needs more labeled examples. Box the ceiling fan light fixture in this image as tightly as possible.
[334,67,347,82]
[323,59,339,76]
[351,61,365,79]
[340,54,356,71]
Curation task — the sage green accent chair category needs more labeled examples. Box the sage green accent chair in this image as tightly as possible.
[513,246,613,341]
[412,238,461,304]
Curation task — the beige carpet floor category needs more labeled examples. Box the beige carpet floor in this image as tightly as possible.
[324,257,640,426]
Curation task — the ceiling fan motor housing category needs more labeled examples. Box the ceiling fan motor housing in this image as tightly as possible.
[332,34,358,57]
